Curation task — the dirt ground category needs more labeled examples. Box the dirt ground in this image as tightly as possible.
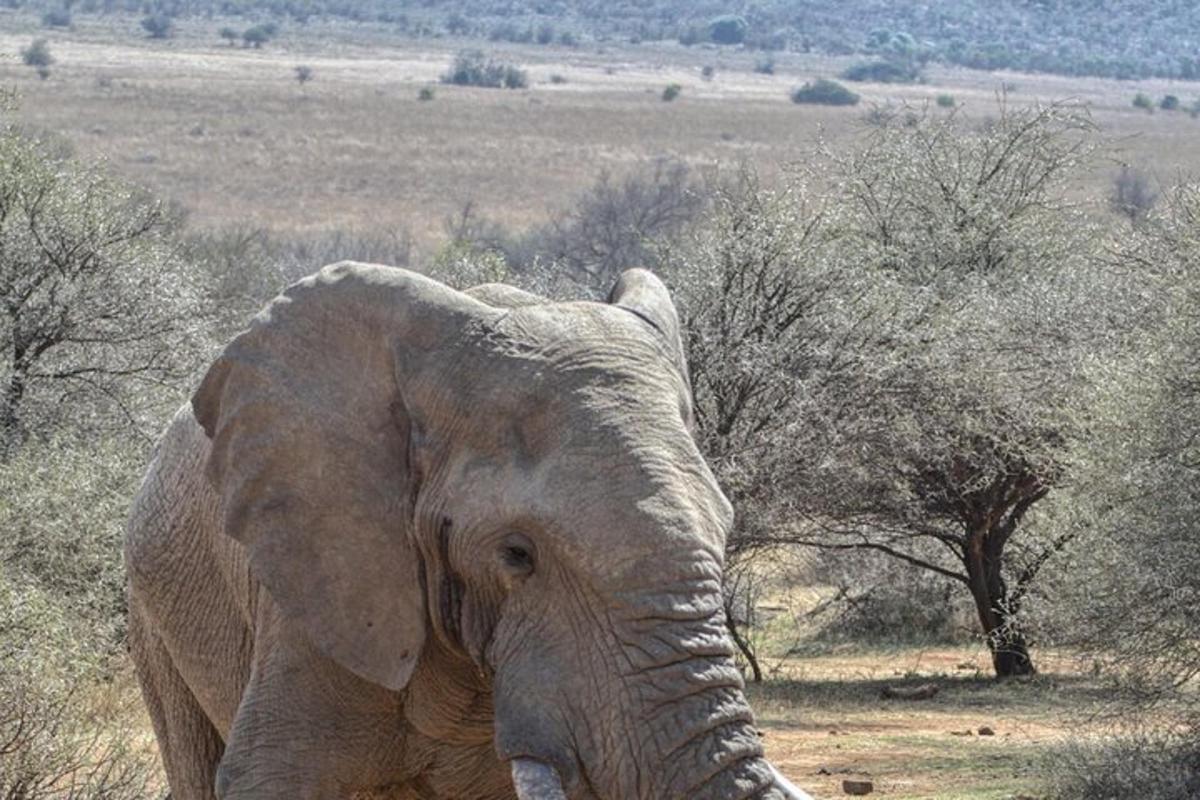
[753,646,1105,799]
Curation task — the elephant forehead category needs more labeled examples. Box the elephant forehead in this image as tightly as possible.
[434,320,689,458]
[446,416,731,567]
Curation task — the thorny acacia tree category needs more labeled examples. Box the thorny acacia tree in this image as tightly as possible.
[675,105,1106,678]
[800,103,1104,677]
[0,108,202,453]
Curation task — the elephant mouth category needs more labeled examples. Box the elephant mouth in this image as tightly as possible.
[508,756,815,800]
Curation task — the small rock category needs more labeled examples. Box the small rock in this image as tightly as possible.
[842,779,874,796]
[978,726,996,736]
[816,767,832,775]
[880,683,939,701]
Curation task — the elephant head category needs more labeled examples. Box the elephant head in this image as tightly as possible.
[193,262,811,800]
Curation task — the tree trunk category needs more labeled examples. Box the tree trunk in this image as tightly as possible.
[0,367,27,457]
[724,611,763,683]
[989,622,1035,677]
[964,525,1036,678]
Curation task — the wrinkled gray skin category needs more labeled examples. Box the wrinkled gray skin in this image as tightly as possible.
[125,263,813,800]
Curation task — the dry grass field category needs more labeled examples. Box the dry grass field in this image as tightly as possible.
[1,11,1189,799]
[5,11,1200,257]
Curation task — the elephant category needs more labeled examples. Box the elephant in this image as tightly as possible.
[125,261,814,800]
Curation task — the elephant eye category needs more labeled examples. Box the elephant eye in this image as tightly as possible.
[498,537,536,577]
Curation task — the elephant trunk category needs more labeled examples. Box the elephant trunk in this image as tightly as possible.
[611,647,810,799]
[497,568,816,799]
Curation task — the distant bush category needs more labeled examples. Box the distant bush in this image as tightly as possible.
[1133,92,1154,110]
[294,64,313,84]
[754,56,775,75]
[842,58,920,83]
[558,30,579,47]
[40,6,70,27]
[20,38,53,69]
[442,50,528,89]
[701,64,715,81]
[708,14,747,45]
[141,13,175,39]
[219,25,239,45]
[1109,166,1158,222]
[548,73,567,84]
[662,83,682,101]
[791,78,859,106]
[514,157,704,287]
[418,86,435,100]
[243,23,276,48]
[536,23,555,45]
[936,93,955,107]
[1161,94,1180,111]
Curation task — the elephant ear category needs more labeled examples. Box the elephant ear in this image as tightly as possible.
[607,268,691,391]
[193,262,494,691]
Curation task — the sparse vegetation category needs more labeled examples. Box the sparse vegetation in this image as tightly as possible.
[418,85,435,101]
[1160,94,1180,111]
[1134,92,1154,110]
[20,38,53,71]
[140,13,174,39]
[754,56,775,75]
[707,14,747,46]
[936,93,955,107]
[790,79,859,106]
[661,83,682,101]
[294,64,313,85]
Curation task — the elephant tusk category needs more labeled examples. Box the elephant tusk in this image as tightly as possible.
[511,757,569,800]
[769,763,816,800]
